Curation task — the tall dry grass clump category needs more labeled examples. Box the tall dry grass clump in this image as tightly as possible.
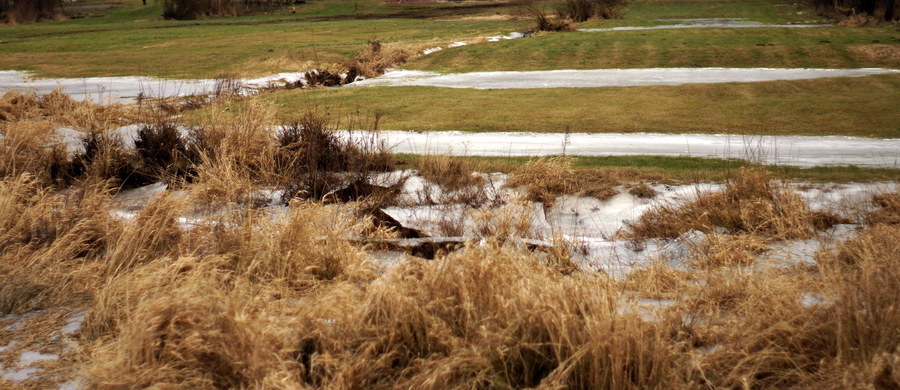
[626,168,814,240]
[346,40,413,80]
[868,191,899,225]
[187,102,280,206]
[0,175,120,314]
[0,90,131,129]
[0,120,71,185]
[507,157,579,206]
[83,201,381,388]
[690,233,770,268]
[287,244,687,389]
[86,274,303,389]
[681,269,841,388]
[1,90,140,187]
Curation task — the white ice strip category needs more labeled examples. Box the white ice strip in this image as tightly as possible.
[580,24,827,31]
[349,131,900,168]
[0,70,309,103]
[350,68,899,89]
[580,18,830,32]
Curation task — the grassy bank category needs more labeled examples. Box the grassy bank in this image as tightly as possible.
[263,74,900,138]
[407,26,900,72]
[397,154,900,183]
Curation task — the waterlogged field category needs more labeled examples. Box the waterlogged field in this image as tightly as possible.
[0,0,899,388]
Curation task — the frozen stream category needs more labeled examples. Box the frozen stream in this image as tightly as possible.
[579,18,830,32]
[2,67,897,102]
[350,68,899,89]
[0,70,306,103]
[354,131,899,168]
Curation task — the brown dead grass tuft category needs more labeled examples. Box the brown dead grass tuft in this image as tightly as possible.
[289,244,687,388]
[507,157,578,206]
[416,154,484,192]
[347,40,413,79]
[0,175,120,314]
[0,89,132,130]
[868,192,900,225]
[848,44,900,62]
[86,279,302,389]
[0,120,72,185]
[626,168,813,240]
[628,183,658,199]
[622,262,691,298]
[691,233,770,269]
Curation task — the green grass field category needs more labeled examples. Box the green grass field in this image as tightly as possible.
[0,0,521,78]
[397,154,900,183]
[262,74,900,138]
[407,26,900,72]
[3,0,899,139]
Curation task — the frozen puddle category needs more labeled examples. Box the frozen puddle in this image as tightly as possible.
[354,131,899,168]
[580,18,829,32]
[0,70,307,103]
[379,180,896,277]
[352,68,898,89]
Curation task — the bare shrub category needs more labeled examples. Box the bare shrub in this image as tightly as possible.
[77,130,155,189]
[304,69,344,88]
[134,121,193,180]
[521,1,574,32]
[276,111,394,201]
[626,168,814,240]
[558,0,629,22]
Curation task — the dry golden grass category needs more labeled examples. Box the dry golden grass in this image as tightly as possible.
[690,233,770,269]
[284,244,687,389]
[507,157,579,206]
[2,90,897,389]
[415,154,484,192]
[0,120,67,184]
[628,183,657,199]
[0,171,120,371]
[0,89,132,130]
[621,262,692,299]
[626,168,814,240]
[346,40,414,79]
[868,192,899,225]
